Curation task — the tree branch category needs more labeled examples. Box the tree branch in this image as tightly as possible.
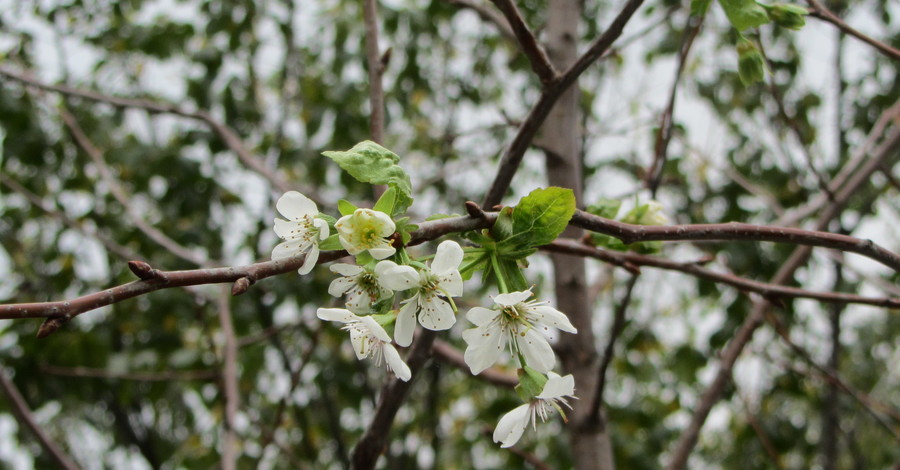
[431,339,518,388]
[444,0,516,40]
[0,369,81,470]
[489,0,558,83]
[40,364,218,382]
[216,288,240,470]
[589,274,639,423]
[0,65,297,197]
[805,0,900,62]
[363,0,386,145]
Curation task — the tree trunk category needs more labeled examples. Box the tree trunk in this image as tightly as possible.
[544,2,616,469]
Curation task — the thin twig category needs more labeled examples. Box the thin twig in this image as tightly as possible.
[216,288,240,470]
[482,0,645,207]
[0,369,81,470]
[444,0,515,40]
[805,0,900,61]
[489,0,558,84]
[40,364,218,381]
[0,65,297,197]
[544,239,900,308]
[589,274,639,423]
[737,391,784,469]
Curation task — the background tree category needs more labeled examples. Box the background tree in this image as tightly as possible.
[0,0,897,469]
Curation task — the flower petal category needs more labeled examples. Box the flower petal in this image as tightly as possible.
[271,239,305,260]
[431,240,463,274]
[494,290,532,307]
[383,344,412,382]
[517,326,555,373]
[379,265,420,291]
[317,308,357,324]
[417,295,456,331]
[348,327,369,359]
[330,263,364,276]
[462,326,504,375]
[297,246,319,275]
[493,404,531,448]
[359,315,392,343]
[328,276,355,297]
[466,307,499,326]
[313,218,330,240]
[276,191,317,220]
[273,218,300,239]
[436,270,463,297]
[537,372,576,399]
[368,244,396,260]
[394,300,418,347]
[529,305,578,334]
[368,209,396,236]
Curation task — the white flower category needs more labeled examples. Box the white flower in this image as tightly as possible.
[634,201,668,226]
[272,191,329,275]
[379,240,464,347]
[493,372,576,448]
[316,308,411,382]
[463,290,576,375]
[335,208,396,260]
[328,262,396,313]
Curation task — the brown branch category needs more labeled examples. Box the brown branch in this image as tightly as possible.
[431,339,518,388]
[738,391,784,469]
[351,330,437,469]
[444,0,516,40]
[545,239,900,309]
[489,0,558,84]
[590,274,639,423]
[216,288,239,470]
[0,65,297,197]
[482,0,645,207]
[40,364,218,382]
[0,369,81,470]
[805,0,900,62]
[646,15,703,196]
[569,210,900,272]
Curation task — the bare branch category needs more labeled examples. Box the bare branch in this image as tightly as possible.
[482,0,644,207]
[0,369,81,470]
[805,0,900,61]
[444,0,515,40]
[0,65,297,197]
[363,0,386,144]
[489,0,558,83]
[40,364,218,381]
[590,274,638,422]
[216,288,240,470]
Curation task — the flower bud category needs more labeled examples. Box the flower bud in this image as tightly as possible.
[737,37,766,85]
[764,3,808,30]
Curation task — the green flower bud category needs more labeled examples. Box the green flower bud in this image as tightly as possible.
[763,3,808,30]
[515,366,549,402]
[737,37,766,85]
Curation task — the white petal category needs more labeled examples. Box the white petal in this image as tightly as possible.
[297,246,319,275]
[462,326,504,375]
[317,308,357,324]
[359,315,392,343]
[466,307,499,326]
[338,235,364,255]
[276,191,317,220]
[537,372,576,399]
[314,218,330,240]
[436,270,463,297]
[328,276,355,297]
[529,305,577,333]
[494,290,533,307]
[368,209,396,235]
[273,218,300,239]
[330,263,364,276]
[394,300,418,347]
[493,404,531,448]
[334,214,352,232]
[344,288,372,313]
[379,265,420,291]
[417,295,456,331]
[368,244,396,260]
[431,240,463,273]
[272,240,305,260]
[374,260,398,277]
[383,344,412,381]
[349,328,369,359]
[517,327,555,373]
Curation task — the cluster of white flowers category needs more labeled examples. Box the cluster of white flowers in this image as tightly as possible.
[272,190,578,448]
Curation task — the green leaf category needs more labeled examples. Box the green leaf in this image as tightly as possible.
[323,141,414,213]
[319,234,343,251]
[372,186,396,215]
[762,3,807,30]
[691,0,713,16]
[736,36,766,85]
[394,217,418,245]
[338,199,357,216]
[587,199,622,220]
[718,0,770,30]
[501,187,576,253]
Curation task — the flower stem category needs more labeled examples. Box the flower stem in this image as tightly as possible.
[491,254,509,294]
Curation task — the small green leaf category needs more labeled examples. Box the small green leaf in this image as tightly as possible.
[323,141,414,213]
[718,0,770,30]
[373,186,397,215]
[319,234,343,251]
[499,187,576,253]
[762,2,808,30]
[736,36,766,85]
[338,199,357,216]
[587,199,622,220]
[490,207,515,241]
[691,0,713,16]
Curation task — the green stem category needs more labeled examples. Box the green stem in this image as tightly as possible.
[491,254,509,294]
